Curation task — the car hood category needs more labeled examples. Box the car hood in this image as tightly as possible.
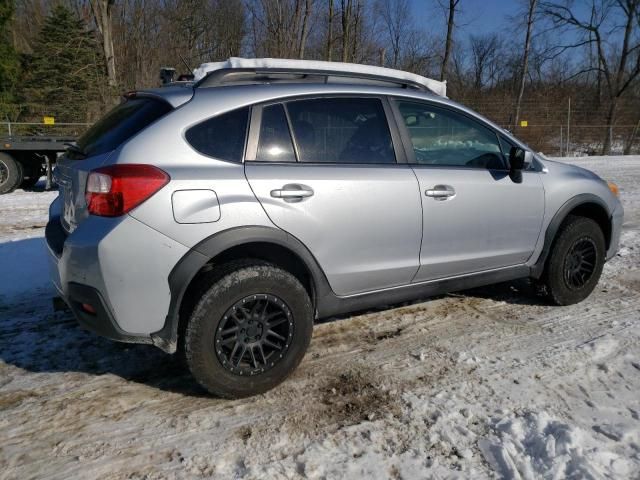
[540,157,603,182]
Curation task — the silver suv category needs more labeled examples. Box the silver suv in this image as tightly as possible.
[46,59,624,398]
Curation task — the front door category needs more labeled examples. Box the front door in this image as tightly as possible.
[244,97,423,296]
[392,99,545,282]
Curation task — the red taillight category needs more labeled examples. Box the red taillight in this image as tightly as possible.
[85,164,169,217]
[81,303,96,314]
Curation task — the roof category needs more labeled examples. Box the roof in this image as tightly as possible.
[192,57,447,97]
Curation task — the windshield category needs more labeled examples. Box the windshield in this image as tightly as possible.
[72,97,172,159]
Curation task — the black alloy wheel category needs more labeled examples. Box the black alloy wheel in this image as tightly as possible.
[184,261,313,398]
[215,294,293,376]
[563,237,597,290]
[540,215,605,306]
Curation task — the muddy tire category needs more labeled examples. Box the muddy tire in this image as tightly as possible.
[0,153,22,194]
[185,261,313,398]
[540,215,606,306]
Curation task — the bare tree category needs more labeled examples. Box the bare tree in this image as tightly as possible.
[247,0,316,59]
[298,0,312,58]
[376,0,411,68]
[469,33,502,91]
[340,0,353,62]
[513,0,538,128]
[543,0,640,154]
[326,0,334,60]
[439,0,460,81]
[90,0,117,91]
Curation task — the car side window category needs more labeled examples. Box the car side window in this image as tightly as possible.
[256,104,297,162]
[185,107,249,162]
[286,97,396,164]
[398,101,506,170]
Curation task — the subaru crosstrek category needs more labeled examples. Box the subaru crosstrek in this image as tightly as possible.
[46,58,624,398]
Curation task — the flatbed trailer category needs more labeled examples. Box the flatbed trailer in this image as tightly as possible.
[0,135,74,194]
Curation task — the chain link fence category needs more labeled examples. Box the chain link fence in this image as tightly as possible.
[2,100,639,156]
[503,124,639,157]
[461,97,640,157]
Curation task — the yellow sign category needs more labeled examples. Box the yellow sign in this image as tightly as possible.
[520,120,528,127]
[43,116,55,125]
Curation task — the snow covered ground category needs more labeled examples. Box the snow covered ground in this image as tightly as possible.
[0,158,638,479]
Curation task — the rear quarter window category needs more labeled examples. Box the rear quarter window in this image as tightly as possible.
[76,97,172,158]
[185,107,250,162]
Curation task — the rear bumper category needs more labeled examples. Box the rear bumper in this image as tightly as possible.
[45,216,153,345]
[65,283,153,344]
[46,201,189,351]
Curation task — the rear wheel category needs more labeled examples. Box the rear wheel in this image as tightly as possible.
[185,261,313,398]
[0,153,22,194]
[540,216,605,305]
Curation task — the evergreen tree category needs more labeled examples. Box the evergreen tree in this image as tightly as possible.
[23,5,104,123]
[0,0,21,110]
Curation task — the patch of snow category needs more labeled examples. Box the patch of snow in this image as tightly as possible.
[480,410,636,479]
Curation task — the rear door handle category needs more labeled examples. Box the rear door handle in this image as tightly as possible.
[425,185,456,200]
[270,184,314,201]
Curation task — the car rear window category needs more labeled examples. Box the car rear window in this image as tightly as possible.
[185,107,250,162]
[75,97,172,158]
[286,98,396,164]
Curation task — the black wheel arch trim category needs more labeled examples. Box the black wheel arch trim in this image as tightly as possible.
[531,193,612,279]
[151,195,614,354]
[152,225,537,354]
[151,225,335,353]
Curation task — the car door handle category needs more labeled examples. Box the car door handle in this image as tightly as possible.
[270,184,314,199]
[425,185,456,200]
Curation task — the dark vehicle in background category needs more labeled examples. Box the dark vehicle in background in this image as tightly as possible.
[0,134,70,194]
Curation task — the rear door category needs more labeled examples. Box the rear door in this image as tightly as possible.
[244,96,423,296]
[391,99,545,282]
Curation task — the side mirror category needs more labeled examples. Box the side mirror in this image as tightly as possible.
[508,147,533,183]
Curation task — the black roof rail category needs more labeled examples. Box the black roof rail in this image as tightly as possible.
[195,67,434,93]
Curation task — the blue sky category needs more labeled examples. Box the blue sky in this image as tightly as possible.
[408,0,522,37]
[407,0,598,42]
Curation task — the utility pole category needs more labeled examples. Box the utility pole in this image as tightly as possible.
[566,97,571,157]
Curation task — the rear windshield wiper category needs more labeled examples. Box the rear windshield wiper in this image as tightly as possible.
[64,142,87,159]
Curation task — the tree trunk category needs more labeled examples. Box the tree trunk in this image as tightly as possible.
[299,0,311,59]
[513,0,537,129]
[341,0,352,63]
[327,0,334,61]
[90,0,117,90]
[440,0,458,82]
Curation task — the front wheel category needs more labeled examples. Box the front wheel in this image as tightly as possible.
[185,261,313,398]
[540,216,606,305]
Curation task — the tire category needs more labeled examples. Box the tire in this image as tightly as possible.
[0,153,23,194]
[540,215,606,306]
[185,261,313,398]
[20,161,42,190]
